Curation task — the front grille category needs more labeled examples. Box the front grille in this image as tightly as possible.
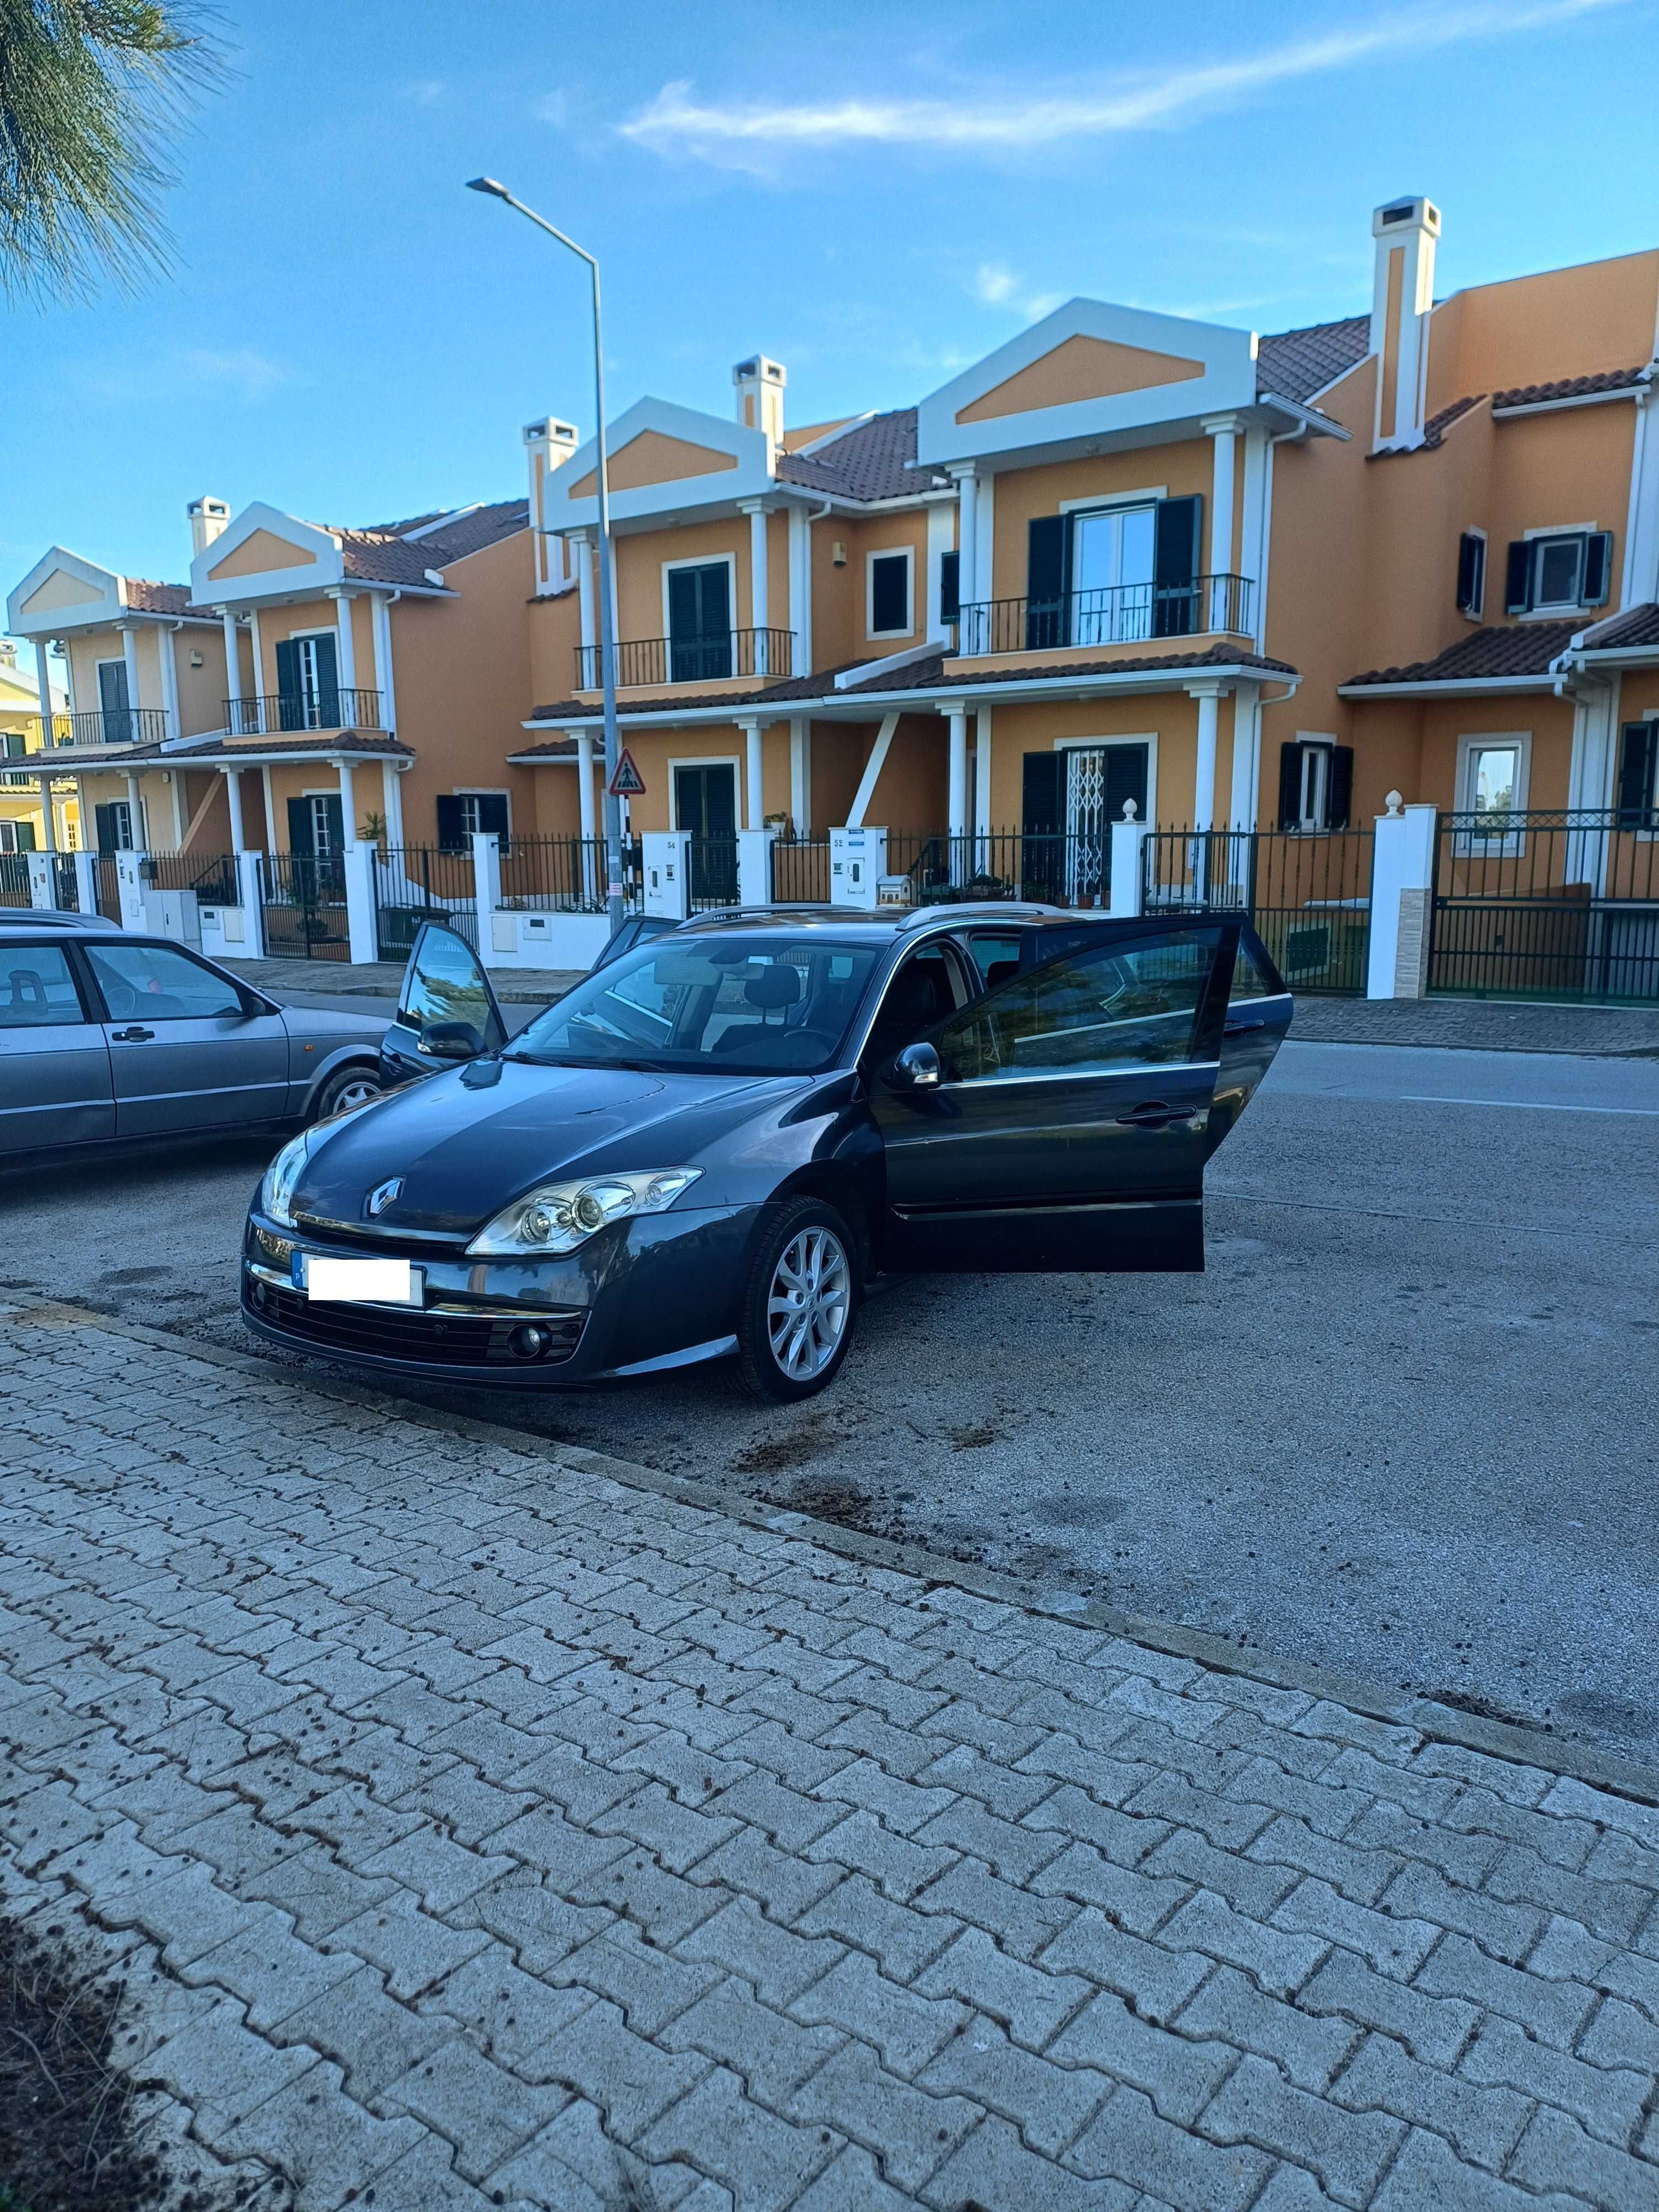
[248,1278,585,1368]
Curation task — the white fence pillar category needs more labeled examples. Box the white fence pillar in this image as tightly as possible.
[116,850,148,931]
[27,852,53,909]
[1109,807,1149,916]
[1366,797,1438,999]
[72,850,97,915]
[237,851,267,958]
[829,826,886,908]
[737,826,777,909]
[342,839,379,965]
[642,832,691,918]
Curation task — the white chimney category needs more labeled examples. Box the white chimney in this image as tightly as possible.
[1370,196,1440,452]
[733,355,786,465]
[523,417,579,594]
[188,495,231,556]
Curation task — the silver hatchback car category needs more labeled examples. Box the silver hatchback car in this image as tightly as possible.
[0,917,388,1157]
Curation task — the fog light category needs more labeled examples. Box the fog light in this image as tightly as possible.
[508,1323,549,1359]
[252,1280,270,1310]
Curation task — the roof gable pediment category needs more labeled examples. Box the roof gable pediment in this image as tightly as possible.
[917,299,1259,468]
[191,503,345,602]
[545,399,774,528]
[6,546,124,634]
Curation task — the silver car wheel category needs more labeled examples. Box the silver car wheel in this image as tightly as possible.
[766,1225,851,1381]
[327,1076,380,1114]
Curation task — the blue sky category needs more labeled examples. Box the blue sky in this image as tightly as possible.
[4,0,1657,629]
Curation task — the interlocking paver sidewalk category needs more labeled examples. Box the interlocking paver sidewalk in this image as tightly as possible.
[3,1300,1658,2209]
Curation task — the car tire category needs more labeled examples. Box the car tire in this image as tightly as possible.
[312,1063,382,1121]
[734,1197,859,1404]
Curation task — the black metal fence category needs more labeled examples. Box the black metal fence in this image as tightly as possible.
[371,844,476,959]
[51,855,80,911]
[260,852,351,962]
[142,851,239,904]
[0,853,32,907]
[769,839,831,904]
[956,575,1253,656]
[1142,827,1374,993]
[65,706,169,746]
[225,689,383,735]
[575,628,794,690]
[1430,810,1659,1003]
[885,828,1114,908]
[687,837,740,910]
[497,835,627,914]
[95,856,123,922]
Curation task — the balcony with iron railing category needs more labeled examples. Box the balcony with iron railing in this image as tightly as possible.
[223,688,384,736]
[953,575,1254,659]
[575,628,795,691]
[5,707,171,749]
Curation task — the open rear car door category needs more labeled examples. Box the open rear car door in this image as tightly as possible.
[379,921,508,1084]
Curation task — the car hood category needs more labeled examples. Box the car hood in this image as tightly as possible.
[286,1056,810,1235]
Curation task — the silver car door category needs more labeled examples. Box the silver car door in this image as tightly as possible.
[81,937,289,1135]
[0,940,115,1153]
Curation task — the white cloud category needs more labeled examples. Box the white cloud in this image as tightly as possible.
[974,263,1063,322]
[619,0,1624,160]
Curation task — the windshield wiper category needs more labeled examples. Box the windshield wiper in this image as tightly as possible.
[503,1048,672,1073]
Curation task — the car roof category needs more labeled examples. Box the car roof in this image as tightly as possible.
[0,911,124,933]
[671,902,1068,941]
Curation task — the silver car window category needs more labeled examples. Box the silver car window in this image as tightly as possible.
[85,941,242,1022]
[0,945,86,1029]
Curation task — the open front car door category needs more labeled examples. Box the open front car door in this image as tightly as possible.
[870,919,1240,1273]
[380,920,508,1083]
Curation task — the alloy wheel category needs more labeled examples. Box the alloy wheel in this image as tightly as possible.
[328,1077,380,1114]
[766,1225,851,1381]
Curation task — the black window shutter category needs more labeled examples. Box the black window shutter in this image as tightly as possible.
[1103,743,1149,826]
[477,794,510,852]
[1277,742,1303,830]
[275,637,299,699]
[312,630,340,721]
[435,795,465,852]
[1026,515,1067,649]
[1583,530,1613,607]
[95,802,116,854]
[285,795,314,857]
[1615,722,1658,826]
[1504,540,1531,614]
[666,567,700,639]
[1154,495,1202,637]
[940,549,960,624]
[1455,532,1484,613]
[1328,746,1354,830]
[1021,750,1062,831]
[13,819,34,852]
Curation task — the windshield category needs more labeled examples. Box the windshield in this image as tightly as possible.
[508,933,884,1074]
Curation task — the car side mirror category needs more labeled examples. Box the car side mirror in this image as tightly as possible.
[886,1041,941,1091]
[420,1019,484,1061]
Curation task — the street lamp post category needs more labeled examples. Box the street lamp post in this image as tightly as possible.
[466,178,624,933]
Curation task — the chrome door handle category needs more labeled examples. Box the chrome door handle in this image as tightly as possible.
[1115,1100,1188,1128]
[111,1026,155,1042]
[1223,1018,1266,1036]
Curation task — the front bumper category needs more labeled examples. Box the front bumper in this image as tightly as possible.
[239,1200,760,1387]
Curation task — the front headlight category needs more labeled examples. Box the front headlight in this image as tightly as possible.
[466,1168,702,1256]
[260,1129,315,1227]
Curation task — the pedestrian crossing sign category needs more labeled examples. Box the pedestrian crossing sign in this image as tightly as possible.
[608,748,646,797]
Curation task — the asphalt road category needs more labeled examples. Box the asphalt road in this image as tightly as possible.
[7,1036,1658,1767]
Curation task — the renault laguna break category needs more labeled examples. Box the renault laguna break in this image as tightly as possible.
[241,907,1290,1401]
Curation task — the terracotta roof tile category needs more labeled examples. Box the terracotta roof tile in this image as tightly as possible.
[839,644,1297,693]
[1254,315,1370,405]
[122,578,197,614]
[774,410,950,500]
[1344,621,1580,687]
[165,729,415,760]
[1573,601,1659,653]
[1367,392,1487,458]
[1491,366,1649,410]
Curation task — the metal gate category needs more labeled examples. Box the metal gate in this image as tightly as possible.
[1430,810,1659,1002]
[687,837,739,911]
[372,844,477,959]
[95,856,122,921]
[0,853,31,908]
[1143,827,1374,994]
[260,853,351,962]
[770,839,831,904]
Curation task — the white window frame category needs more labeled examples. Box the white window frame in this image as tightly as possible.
[1455,730,1532,852]
[1290,733,1337,832]
[667,755,740,833]
[1458,526,1486,622]
[285,628,338,722]
[1518,521,1599,620]
[102,798,134,851]
[452,787,513,840]
[1627,707,1659,842]
[865,546,915,642]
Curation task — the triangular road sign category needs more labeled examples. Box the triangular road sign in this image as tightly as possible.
[608,747,646,797]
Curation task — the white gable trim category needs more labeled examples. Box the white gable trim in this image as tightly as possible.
[916,298,1260,471]
[542,398,778,531]
[6,545,127,634]
[190,502,346,604]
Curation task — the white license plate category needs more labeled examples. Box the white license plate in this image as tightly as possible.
[296,1254,423,1305]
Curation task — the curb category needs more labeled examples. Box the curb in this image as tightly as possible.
[20,1295,1659,1814]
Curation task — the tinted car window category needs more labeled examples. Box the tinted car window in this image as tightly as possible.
[398,926,502,1046]
[84,941,242,1021]
[939,933,1220,1083]
[0,945,86,1029]
[512,934,883,1074]
[1230,941,1281,1002]
[961,933,1027,990]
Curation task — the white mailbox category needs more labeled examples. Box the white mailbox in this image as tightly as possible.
[829,827,887,909]
[642,831,691,919]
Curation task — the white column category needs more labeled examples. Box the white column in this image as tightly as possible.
[1228,683,1261,831]
[371,592,397,731]
[788,504,813,675]
[945,703,969,885]
[328,588,357,708]
[246,609,264,728]
[158,623,182,740]
[36,640,56,854]
[953,469,978,616]
[260,763,277,852]
[1204,416,1239,629]
[341,838,378,964]
[1366,800,1439,998]
[789,717,811,836]
[742,719,764,830]
[1190,682,1223,832]
[745,504,770,675]
[125,771,147,848]
[120,624,142,729]
[236,851,266,956]
[973,706,993,865]
[71,775,86,852]
[576,732,597,842]
[223,766,246,853]
[1109,808,1149,917]
[573,533,596,673]
[336,759,357,846]
[220,608,242,724]
[1239,427,1269,648]
[382,761,405,849]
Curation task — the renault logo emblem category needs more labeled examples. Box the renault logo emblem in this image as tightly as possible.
[366,1177,404,1218]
